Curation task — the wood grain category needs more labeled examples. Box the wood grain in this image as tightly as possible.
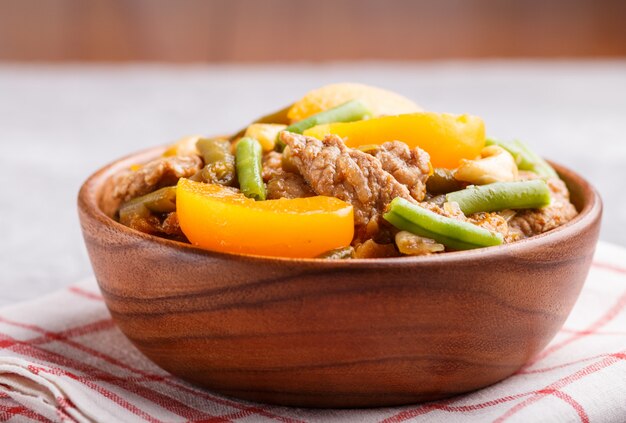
[2,0,626,62]
[78,147,602,407]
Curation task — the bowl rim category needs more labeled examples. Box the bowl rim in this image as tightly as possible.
[78,145,603,267]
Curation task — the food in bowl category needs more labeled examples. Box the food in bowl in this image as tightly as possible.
[78,84,601,407]
[111,83,577,258]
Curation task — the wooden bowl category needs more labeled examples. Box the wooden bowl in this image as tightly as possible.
[78,146,602,408]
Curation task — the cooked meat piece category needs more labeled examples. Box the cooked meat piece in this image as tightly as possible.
[423,195,529,243]
[370,141,431,201]
[280,132,414,236]
[419,201,513,243]
[126,212,186,241]
[113,155,202,202]
[317,246,355,259]
[418,201,513,244]
[266,172,315,199]
[126,214,161,235]
[468,212,509,239]
[420,201,466,221]
[161,212,185,238]
[504,226,525,243]
[262,151,283,181]
[517,170,540,181]
[262,151,315,199]
[508,178,578,238]
[354,240,400,258]
[360,217,397,244]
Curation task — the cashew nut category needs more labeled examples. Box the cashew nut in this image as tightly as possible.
[454,145,518,185]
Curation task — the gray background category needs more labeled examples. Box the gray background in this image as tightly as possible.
[1,61,624,306]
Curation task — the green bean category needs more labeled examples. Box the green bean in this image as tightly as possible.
[124,186,177,213]
[485,138,529,168]
[514,140,558,179]
[197,138,229,163]
[275,99,370,151]
[118,186,177,225]
[426,168,464,195]
[142,186,177,213]
[316,246,355,259]
[446,180,551,215]
[195,138,236,186]
[119,202,150,226]
[383,198,503,250]
[236,137,266,201]
[486,138,558,179]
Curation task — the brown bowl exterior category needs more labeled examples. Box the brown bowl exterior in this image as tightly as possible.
[78,146,602,408]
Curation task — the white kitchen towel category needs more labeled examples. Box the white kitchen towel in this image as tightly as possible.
[0,241,624,422]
